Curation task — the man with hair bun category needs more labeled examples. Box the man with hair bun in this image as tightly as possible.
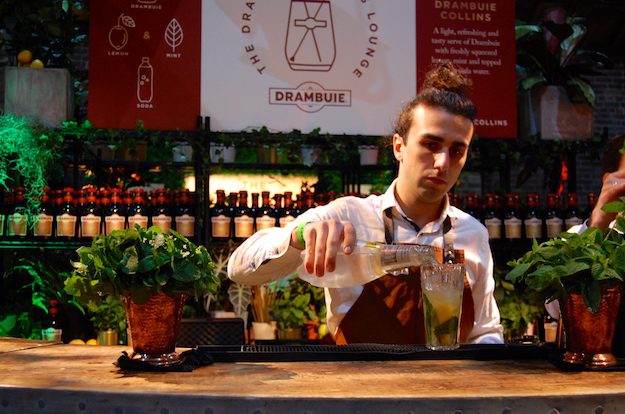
[229,63,504,345]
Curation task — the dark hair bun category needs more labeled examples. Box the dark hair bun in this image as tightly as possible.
[422,63,472,96]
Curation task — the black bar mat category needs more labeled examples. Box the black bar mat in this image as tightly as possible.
[196,343,550,363]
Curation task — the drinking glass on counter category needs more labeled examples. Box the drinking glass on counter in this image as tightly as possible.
[421,263,465,350]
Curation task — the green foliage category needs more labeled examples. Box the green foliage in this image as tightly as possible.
[271,276,319,330]
[516,17,612,107]
[89,295,126,332]
[0,113,65,216]
[0,0,88,70]
[12,258,82,314]
[494,267,544,339]
[0,312,39,339]
[65,226,219,309]
[506,201,625,313]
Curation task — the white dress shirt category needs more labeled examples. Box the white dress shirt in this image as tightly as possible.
[228,179,504,344]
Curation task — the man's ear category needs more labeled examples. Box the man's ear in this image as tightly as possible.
[393,133,404,162]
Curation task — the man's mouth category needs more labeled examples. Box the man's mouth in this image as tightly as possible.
[426,176,447,186]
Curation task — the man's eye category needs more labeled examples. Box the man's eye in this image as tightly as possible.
[451,147,465,156]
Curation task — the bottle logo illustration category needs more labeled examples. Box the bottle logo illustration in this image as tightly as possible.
[137,57,154,104]
[108,14,135,50]
[165,18,184,53]
[285,0,336,71]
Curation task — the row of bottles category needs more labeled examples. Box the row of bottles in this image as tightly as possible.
[450,192,595,240]
[210,190,336,241]
[0,186,196,240]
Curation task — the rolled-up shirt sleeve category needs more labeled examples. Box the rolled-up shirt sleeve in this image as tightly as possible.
[228,205,339,286]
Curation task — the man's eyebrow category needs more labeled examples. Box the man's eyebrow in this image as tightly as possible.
[422,134,468,148]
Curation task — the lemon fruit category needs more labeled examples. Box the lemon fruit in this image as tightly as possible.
[17,50,33,65]
[86,338,97,345]
[30,59,44,69]
[69,339,85,345]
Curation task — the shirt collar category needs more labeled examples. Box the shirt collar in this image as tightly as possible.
[382,179,454,234]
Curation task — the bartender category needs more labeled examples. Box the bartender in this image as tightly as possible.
[228,63,503,345]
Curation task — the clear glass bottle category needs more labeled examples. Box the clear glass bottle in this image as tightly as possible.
[298,241,437,288]
[41,299,62,342]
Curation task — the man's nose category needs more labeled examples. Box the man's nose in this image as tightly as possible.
[433,150,449,172]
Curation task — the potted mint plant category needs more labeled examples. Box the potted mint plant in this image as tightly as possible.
[506,199,625,368]
[90,295,127,346]
[65,225,218,366]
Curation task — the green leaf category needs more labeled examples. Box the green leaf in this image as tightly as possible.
[515,24,541,40]
[582,281,602,313]
[602,201,625,213]
[171,260,199,282]
[505,262,531,282]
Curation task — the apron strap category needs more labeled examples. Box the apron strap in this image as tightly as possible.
[383,207,453,255]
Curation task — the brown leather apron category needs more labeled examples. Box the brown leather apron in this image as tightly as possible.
[334,209,475,344]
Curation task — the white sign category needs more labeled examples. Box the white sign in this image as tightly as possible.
[201,0,416,135]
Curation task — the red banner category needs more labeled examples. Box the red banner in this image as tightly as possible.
[416,0,517,138]
[88,0,201,130]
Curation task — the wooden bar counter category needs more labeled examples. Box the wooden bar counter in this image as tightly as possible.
[1,338,624,414]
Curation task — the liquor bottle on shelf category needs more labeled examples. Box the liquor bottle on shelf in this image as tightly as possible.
[545,193,564,239]
[482,193,502,240]
[234,190,254,241]
[523,193,543,240]
[464,192,481,221]
[174,189,195,238]
[274,193,284,226]
[210,190,231,241]
[104,188,127,234]
[41,299,62,342]
[304,192,316,211]
[227,192,239,239]
[255,191,276,231]
[7,186,28,238]
[0,189,6,238]
[584,192,597,221]
[504,193,522,240]
[33,188,54,239]
[564,193,583,230]
[250,192,260,233]
[280,191,296,227]
[80,189,102,239]
[127,189,149,229]
[56,188,78,239]
[294,194,305,217]
[299,241,438,288]
[151,189,172,233]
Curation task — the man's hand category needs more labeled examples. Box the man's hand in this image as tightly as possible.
[290,220,356,277]
[589,170,625,230]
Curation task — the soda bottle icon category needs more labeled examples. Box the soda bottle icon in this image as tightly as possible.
[285,0,336,71]
[137,57,153,104]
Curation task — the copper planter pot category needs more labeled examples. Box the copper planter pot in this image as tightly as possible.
[125,293,185,367]
[562,285,622,368]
